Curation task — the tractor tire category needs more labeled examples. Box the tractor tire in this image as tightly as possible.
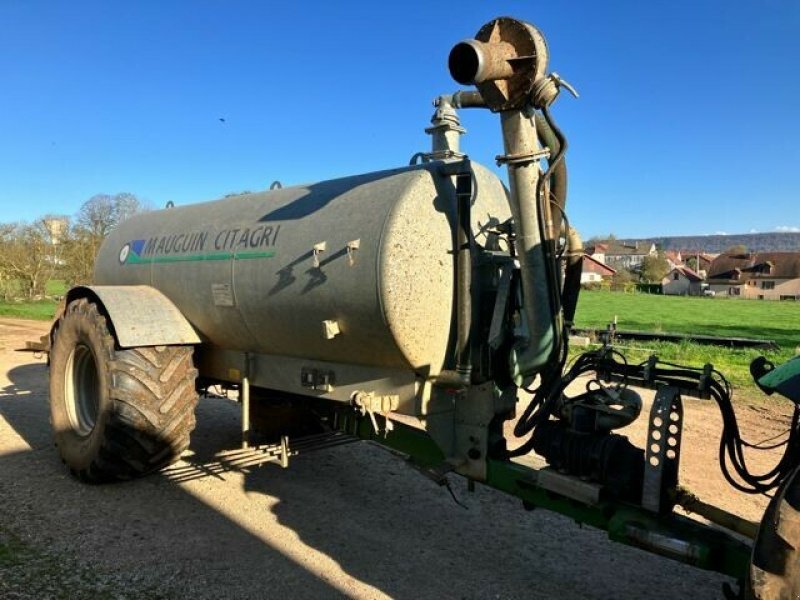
[748,466,800,599]
[49,298,198,482]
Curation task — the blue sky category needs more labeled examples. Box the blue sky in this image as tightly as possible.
[1,1,798,238]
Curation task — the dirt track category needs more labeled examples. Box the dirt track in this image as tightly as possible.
[0,317,792,599]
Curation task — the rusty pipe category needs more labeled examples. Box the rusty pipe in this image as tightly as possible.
[449,39,516,85]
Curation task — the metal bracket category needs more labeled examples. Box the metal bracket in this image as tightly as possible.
[494,147,550,166]
[300,367,335,392]
[312,242,326,268]
[352,391,399,436]
[642,385,684,513]
[488,266,513,350]
[346,239,360,266]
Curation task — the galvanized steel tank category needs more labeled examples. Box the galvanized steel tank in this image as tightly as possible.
[95,162,510,376]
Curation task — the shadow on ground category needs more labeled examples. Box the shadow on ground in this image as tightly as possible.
[0,360,731,599]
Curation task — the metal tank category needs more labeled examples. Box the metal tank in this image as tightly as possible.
[95,162,511,378]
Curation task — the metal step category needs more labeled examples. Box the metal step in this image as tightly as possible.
[163,430,358,483]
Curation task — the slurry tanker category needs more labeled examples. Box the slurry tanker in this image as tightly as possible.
[42,16,800,599]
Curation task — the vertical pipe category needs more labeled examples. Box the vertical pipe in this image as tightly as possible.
[501,111,556,381]
[241,357,251,449]
[454,169,474,381]
[280,435,289,469]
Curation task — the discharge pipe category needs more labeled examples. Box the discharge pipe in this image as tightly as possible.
[500,110,557,378]
[447,17,560,380]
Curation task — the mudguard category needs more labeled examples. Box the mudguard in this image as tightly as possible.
[61,285,201,348]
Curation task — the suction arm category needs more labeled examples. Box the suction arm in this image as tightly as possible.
[448,17,564,382]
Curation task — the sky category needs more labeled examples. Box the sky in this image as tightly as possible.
[1,0,798,239]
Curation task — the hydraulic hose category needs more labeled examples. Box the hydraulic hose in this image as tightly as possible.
[533,112,567,234]
[454,168,474,382]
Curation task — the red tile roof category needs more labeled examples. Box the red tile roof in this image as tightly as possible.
[708,251,800,281]
[582,254,616,275]
[673,265,703,282]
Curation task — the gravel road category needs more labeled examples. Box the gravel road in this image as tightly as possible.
[0,318,790,599]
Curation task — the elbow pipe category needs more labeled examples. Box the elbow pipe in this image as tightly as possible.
[435,92,567,222]
[436,94,567,218]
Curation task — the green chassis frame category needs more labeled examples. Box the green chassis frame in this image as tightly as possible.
[327,403,752,582]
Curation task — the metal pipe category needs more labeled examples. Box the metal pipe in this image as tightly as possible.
[426,97,465,159]
[242,363,251,449]
[675,488,759,540]
[448,39,516,85]
[501,110,556,381]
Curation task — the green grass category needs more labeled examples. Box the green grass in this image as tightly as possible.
[572,290,800,398]
[0,299,58,321]
[45,279,67,296]
[0,279,65,320]
[575,290,800,349]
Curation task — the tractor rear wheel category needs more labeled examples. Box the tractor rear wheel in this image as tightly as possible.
[748,466,800,599]
[49,298,198,482]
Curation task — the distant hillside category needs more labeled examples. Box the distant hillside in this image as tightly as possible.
[620,232,800,253]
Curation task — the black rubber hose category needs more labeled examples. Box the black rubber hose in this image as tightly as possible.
[534,112,567,231]
[454,169,474,382]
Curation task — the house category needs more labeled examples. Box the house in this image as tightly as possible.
[662,265,704,296]
[581,254,616,284]
[663,250,683,270]
[587,241,657,272]
[586,243,608,265]
[706,251,800,300]
[678,250,716,279]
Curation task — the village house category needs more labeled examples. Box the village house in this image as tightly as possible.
[586,241,657,272]
[706,251,800,300]
[663,250,683,270]
[581,254,616,284]
[661,265,704,296]
[678,250,716,279]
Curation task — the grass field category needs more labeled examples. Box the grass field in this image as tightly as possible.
[573,290,799,397]
[0,299,59,320]
[574,290,800,349]
[0,280,65,320]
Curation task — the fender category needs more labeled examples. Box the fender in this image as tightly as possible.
[57,285,201,348]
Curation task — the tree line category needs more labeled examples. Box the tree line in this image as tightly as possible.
[0,193,148,300]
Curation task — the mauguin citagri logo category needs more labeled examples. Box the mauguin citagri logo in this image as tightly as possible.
[118,240,145,264]
[119,225,280,265]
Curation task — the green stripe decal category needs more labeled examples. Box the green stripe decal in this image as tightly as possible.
[126,250,276,264]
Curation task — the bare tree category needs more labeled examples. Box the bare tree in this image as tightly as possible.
[77,194,116,238]
[0,220,56,299]
[113,192,148,224]
[64,193,149,286]
[60,224,100,287]
[0,195,148,297]
[76,193,148,239]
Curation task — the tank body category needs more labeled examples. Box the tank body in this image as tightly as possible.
[95,162,510,376]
